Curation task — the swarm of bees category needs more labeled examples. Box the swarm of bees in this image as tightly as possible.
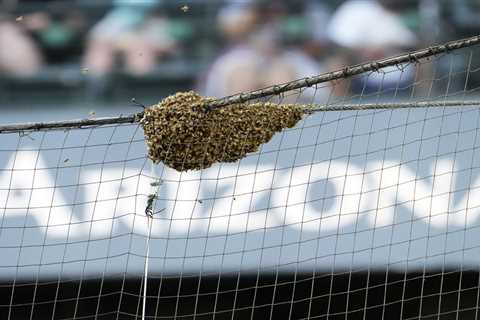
[141,91,304,171]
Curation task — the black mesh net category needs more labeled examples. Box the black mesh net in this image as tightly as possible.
[1,37,480,319]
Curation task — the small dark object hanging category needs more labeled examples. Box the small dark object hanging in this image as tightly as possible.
[141,91,304,171]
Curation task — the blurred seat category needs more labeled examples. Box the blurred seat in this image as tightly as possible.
[0,1,210,102]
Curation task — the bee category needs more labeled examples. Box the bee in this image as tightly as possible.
[150,180,162,187]
[131,98,146,109]
[145,193,156,217]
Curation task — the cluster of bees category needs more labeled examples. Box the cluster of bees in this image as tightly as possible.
[141,91,304,171]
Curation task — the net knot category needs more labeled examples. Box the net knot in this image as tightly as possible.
[370,62,382,73]
[407,53,420,64]
[304,77,314,87]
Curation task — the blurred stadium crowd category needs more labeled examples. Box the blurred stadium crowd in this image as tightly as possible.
[0,0,477,101]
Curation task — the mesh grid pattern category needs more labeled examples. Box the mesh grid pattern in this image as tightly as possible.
[1,39,480,319]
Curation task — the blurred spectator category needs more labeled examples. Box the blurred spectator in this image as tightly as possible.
[258,22,330,103]
[201,2,329,103]
[0,2,86,77]
[30,9,86,65]
[328,0,416,53]
[0,15,42,77]
[327,0,418,93]
[83,0,177,78]
[202,3,262,97]
[308,2,330,41]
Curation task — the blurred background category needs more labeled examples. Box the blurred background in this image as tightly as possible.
[0,0,477,118]
[2,2,480,319]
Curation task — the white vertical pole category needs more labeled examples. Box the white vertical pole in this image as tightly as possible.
[142,218,152,320]
[142,162,157,320]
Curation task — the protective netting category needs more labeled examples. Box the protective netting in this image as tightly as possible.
[1,37,480,319]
